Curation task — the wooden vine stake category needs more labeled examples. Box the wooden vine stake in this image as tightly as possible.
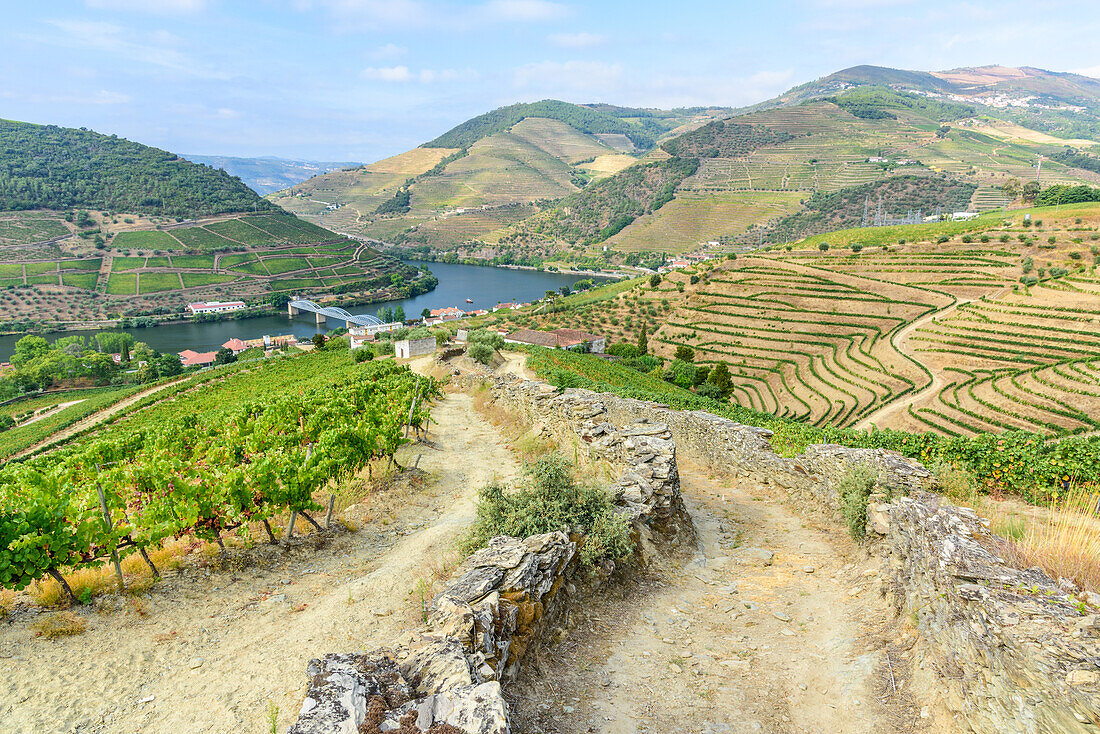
[325,493,336,530]
[96,483,124,591]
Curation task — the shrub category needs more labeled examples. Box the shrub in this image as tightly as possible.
[850,243,863,252]
[606,342,641,359]
[673,345,695,362]
[695,382,723,401]
[818,243,830,252]
[933,462,978,504]
[649,274,662,288]
[352,348,374,363]
[462,454,633,568]
[838,465,879,540]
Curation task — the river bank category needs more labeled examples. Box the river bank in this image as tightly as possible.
[0,260,608,360]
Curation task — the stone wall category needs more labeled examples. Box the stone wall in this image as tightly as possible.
[483,377,1100,734]
[287,380,693,734]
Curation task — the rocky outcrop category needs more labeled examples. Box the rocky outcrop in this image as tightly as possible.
[286,381,694,734]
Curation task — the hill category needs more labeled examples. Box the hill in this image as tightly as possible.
[182,155,360,195]
[0,119,425,329]
[268,100,728,247]
[0,119,277,216]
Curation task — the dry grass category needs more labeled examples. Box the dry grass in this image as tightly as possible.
[1011,489,1100,592]
[31,611,87,638]
[0,588,16,617]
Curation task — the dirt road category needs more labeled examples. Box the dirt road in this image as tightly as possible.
[508,463,941,734]
[854,299,969,431]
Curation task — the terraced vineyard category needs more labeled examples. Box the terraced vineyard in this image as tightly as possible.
[0,209,422,327]
[517,202,1100,438]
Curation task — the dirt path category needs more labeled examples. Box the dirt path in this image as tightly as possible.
[508,463,938,734]
[9,378,190,460]
[854,299,969,431]
[15,399,84,427]
[0,391,521,733]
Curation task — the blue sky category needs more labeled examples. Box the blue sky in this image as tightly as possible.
[2,0,1099,162]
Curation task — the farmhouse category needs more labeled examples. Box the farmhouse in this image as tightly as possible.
[429,307,466,321]
[222,338,249,354]
[178,349,217,368]
[504,328,605,353]
[395,336,437,359]
[186,300,246,316]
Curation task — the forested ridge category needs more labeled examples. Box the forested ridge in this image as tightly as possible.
[0,119,279,216]
[423,99,661,150]
[766,175,978,242]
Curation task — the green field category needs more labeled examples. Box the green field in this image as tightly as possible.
[261,256,311,275]
[105,273,138,294]
[168,226,239,250]
[170,254,216,269]
[270,277,322,290]
[61,258,102,271]
[181,272,239,288]
[0,214,69,245]
[137,272,182,293]
[0,385,145,460]
[112,230,180,250]
[111,256,148,270]
[61,272,98,289]
[24,261,57,275]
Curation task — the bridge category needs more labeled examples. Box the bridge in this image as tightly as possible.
[288,299,386,327]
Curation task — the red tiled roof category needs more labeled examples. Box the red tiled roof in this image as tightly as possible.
[178,349,217,367]
[222,338,248,351]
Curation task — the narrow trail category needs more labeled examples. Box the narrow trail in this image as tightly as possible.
[15,399,84,427]
[854,299,970,431]
[1,391,522,733]
[509,462,939,734]
[9,377,189,460]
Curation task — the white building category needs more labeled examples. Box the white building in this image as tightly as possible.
[186,301,246,316]
[395,336,437,359]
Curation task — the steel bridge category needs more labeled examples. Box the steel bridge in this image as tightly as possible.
[287,299,385,327]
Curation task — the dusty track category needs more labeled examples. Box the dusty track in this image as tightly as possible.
[508,462,939,734]
[854,299,969,431]
[9,378,189,460]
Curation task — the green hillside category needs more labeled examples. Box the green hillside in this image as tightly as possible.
[0,119,277,216]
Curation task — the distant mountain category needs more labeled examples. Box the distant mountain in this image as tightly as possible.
[0,119,278,217]
[184,155,360,195]
[771,65,1100,140]
[269,99,730,244]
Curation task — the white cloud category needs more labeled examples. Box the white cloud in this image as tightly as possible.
[370,42,407,60]
[547,31,605,48]
[361,65,477,83]
[85,0,207,12]
[44,19,230,79]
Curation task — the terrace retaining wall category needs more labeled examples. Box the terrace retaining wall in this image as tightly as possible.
[287,380,694,734]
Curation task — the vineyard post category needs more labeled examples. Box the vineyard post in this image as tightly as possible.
[96,482,124,591]
[404,377,421,441]
[325,493,335,529]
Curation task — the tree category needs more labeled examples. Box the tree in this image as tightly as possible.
[214,348,236,365]
[649,274,662,288]
[544,290,558,301]
[120,341,131,364]
[1001,178,1021,201]
[818,243,830,252]
[393,306,406,323]
[637,325,648,355]
[153,353,182,377]
[94,331,134,355]
[421,308,431,321]
[935,125,951,138]
[11,335,49,368]
[559,285,572,297]
[706,362,733,399]
[311,333,327,350]
[1022,180,1041,203]
[674,345,695,362]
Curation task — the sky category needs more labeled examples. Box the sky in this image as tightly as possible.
[2,0,1100,163]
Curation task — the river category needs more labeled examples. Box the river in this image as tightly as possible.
[0,260,608,360]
